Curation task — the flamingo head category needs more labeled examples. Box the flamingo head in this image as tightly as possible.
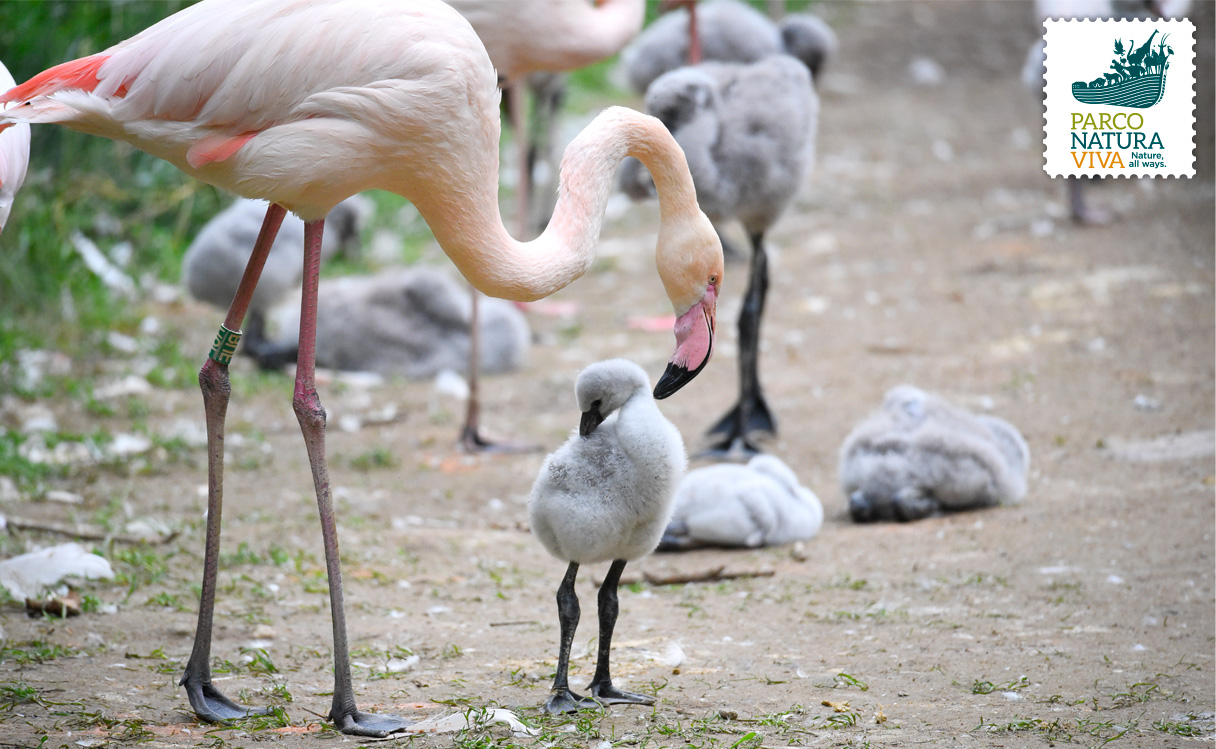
[653,210,723,399]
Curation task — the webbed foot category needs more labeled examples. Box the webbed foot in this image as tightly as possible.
[588,681,656,706]
[542,688,602,714]
[329,708,413,737]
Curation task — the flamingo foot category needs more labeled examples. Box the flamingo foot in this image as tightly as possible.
[459,425,539,455]
[181,675,271,724]
[695,434,764,461]
[330,708,413,737]
[705,392,776,439]
[542,688,602,714]
[588,681,656,707]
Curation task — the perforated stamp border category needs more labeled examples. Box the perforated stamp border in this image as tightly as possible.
[1044,18,1195,178]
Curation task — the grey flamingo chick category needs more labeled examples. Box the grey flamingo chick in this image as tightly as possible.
[620,0,837,94]
[529,359,686,713]
[619,55,818,455]
[266,267,530,378]
[658,454,823,550]
[840,385,1030,523]
[182,196,371,367]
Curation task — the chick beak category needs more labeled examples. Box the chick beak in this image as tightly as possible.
[580,405,605,437]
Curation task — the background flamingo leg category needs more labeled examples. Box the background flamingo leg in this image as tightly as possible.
[294,220,412,738]
[180,204,286,723]
[704,231,775,457]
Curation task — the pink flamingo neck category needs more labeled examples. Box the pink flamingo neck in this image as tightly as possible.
[414,106,701,304]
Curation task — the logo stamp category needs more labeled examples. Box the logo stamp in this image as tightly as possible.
[1044,19,1194,177]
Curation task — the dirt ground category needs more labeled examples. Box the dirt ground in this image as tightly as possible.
[1,2,1213,747]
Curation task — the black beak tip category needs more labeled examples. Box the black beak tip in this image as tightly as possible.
[579,408,605,437]
[653,362,694,400]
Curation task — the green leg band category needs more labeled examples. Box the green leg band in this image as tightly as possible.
[208,325,243,366]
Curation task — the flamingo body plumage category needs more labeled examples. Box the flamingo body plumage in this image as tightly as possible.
[0,61,29,233]
[0,0,721,737]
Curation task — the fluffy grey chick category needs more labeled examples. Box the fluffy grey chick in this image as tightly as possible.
[182,195,372,364]
[620,0,836,93]
[658,454,823,550]
[621,0,779,93]
[529,359,686,714]
[619,55,817,456]
[778,13,838,81]
[839,385,1030,523]
[267,267,529,378]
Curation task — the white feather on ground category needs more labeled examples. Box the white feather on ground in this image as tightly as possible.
[529,359,686,565]
[269,267,530,378]
[839,385,1030,523]
[0,543,115,601]
[658,455,823,550]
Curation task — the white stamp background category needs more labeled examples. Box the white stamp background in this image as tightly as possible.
[1044,19,1195,178]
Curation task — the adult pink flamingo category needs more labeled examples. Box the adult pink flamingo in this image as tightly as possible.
[0,0,722,737]
[445,0,646,452]
[0,60,29,233]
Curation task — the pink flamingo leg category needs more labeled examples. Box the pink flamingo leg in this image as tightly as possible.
[181,204,286,723]
[295,219,411,737]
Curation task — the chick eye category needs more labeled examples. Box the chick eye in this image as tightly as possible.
[709,275,718,285]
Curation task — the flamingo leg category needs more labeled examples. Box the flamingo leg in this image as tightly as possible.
[458,82,536,454]
[1067,175,1112,225]
[703,231,775,457]
[295,220,411,738]
[181,204,286,724]
[588,559,654,706]
[543,562,600,714]
[458,288,537,454]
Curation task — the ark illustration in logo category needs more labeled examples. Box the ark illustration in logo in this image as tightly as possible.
[1071,31,1173,108]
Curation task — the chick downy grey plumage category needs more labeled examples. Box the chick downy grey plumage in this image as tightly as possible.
[529,359,686,714]
[619,54,818,455]
[266,267,530,378]
[659,455,823,550]
[839,385,1030,523]
[182,195,372,366]
[619,0,837,94]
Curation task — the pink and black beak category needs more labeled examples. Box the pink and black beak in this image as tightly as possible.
[654,288,717,399]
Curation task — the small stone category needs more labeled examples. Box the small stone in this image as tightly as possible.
[252,624,277,639]
[45,490,84,504]
[0,477,21,503]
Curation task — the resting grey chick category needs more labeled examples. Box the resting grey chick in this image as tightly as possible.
[620,0,836,94]
[619,54,817,456]
[182,195,372,365]
[267,267,529,379]
[839,385,1030,523]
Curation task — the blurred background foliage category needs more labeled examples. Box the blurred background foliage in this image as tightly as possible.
[0,1,210,363]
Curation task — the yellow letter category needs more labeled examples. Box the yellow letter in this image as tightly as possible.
[1072,113,1084,129]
